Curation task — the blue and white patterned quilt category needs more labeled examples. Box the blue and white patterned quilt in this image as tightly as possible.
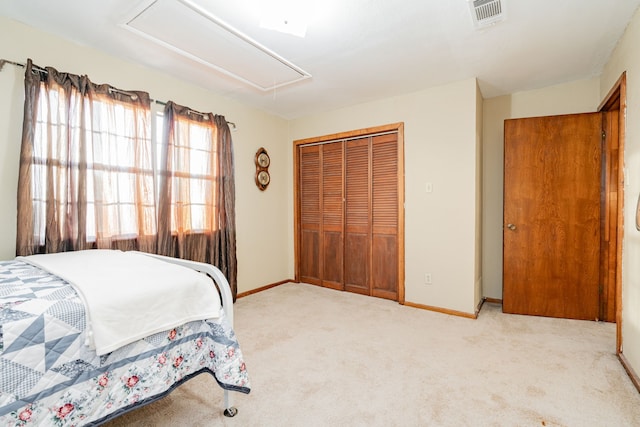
[0,260,250,426]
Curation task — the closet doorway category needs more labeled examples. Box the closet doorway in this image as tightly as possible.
[294,123,405,302]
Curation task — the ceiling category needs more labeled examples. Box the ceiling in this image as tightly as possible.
[1,0,639,119]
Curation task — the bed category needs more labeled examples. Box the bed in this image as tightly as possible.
[0,249,250,426]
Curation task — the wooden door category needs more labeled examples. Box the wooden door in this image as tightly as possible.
[503,113,603,320]
[299,145,321,286]
[299,143,345,289]
[344,137,370,295]
[371,133,399,300]
[295,123,404,302]
[321,142,344,290]
[343,133,399,299]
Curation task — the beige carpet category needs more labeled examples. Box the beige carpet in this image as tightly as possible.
[105,283,640,426]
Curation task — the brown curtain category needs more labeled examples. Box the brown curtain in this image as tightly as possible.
[157,101,237,299]
[16,59,156,256]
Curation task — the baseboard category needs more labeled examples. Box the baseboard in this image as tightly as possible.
[618,353,640,394]
[404,301,477,319]
[484,297,503,304]
[236,279,294,299]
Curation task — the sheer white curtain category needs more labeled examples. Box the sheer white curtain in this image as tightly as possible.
[17,59,156,255]
[157,101,237,299]
[16,61,237,299]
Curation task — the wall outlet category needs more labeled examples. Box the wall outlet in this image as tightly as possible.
[424,273,432,284]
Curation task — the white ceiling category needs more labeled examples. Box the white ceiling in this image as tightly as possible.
[1,0,639,119]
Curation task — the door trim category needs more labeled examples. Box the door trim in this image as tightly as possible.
[293,122,405,303]
[598,71,626,355]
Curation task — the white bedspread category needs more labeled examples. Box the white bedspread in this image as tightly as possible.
[19,250,221,355]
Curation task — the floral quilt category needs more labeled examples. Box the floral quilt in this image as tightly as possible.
[0,260,250,426]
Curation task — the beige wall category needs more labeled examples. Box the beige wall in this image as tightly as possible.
[481,78,601,299]
[600,6,640,381]
[289,78,482,315]
[0,17,291,294]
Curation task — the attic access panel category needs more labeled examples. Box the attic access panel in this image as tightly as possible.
[123,0,311,91]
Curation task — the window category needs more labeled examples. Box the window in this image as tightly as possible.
[17,60,238,298]
[27,79,154,248]
[162,112,219,234]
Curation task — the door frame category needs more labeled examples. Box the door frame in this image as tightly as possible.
[293,122,406,303]
[598,72,626,355]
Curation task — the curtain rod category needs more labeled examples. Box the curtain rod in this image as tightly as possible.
[0,58,236,129]
[150,99,235,129]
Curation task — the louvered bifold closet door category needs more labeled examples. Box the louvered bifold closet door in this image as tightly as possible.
[371,133,399,300]
[299,145,321,285]
[297,125,401,301]
[321,142,344,290]
[344,137,371,295]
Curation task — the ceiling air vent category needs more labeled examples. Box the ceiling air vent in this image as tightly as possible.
[469,0,505,29]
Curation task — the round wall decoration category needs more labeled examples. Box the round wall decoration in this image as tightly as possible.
[255,147,270,191]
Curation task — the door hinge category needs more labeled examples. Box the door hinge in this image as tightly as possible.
[602,130,606,139]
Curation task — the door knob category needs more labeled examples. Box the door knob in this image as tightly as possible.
[506,223,517,231]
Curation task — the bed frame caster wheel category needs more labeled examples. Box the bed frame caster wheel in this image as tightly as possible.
[224,407,238,417]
